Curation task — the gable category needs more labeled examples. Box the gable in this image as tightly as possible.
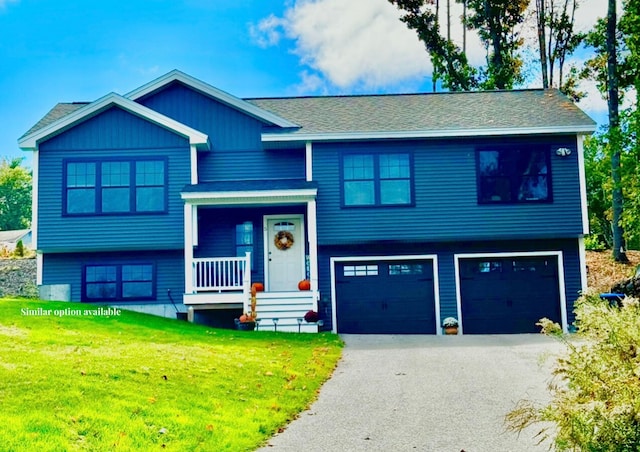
[135,81,266,151]
[39,105,191,151]
[126,70,298,128]
[19,93,209,151]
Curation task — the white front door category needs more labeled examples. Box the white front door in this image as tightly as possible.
[266,216,305,291]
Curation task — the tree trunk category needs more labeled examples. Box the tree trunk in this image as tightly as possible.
[462,0,467,53]
[434,0,440,92]
[537,0,549,88]
[608,0,628,262]
[447,0,451,41]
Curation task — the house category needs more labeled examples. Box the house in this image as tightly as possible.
[18,70,596,334]
[0,229,32,251]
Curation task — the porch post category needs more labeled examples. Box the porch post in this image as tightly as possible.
[184,203,194,294]
[307,200,319,296]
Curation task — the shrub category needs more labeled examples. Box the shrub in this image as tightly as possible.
[506,293,640,450]
[13,240,24,257]
[584,234,606,251]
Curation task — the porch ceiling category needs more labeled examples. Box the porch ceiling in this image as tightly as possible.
[181,179,318,206]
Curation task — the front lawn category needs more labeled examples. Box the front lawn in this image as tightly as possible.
[0,299,342,451]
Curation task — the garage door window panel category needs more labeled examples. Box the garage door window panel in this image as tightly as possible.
[343,265,379,277]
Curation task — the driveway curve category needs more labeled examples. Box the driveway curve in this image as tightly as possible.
[259,334,564,452]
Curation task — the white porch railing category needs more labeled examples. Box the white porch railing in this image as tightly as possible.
[192,252,251,293]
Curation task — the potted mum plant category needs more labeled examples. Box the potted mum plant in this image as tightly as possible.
[442,317,459,335]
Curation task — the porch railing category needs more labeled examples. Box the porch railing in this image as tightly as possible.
[192,252,251,292]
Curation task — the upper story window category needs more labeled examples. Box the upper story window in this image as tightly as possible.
[64,158,167,215]
[342,153,413,207]
[477,147,551,203]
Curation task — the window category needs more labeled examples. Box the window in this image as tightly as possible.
[236,221,254,269]
[343,153,412,206]
[389,264,424,275]
[65,158,167,215]
[343,265,379,277]
[477,148,550,203]
[83,263,155,301]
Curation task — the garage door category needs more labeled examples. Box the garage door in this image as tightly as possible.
[335,260,436,334]
[459,256,562,334]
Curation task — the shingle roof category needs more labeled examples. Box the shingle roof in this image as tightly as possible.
[20,102,88,139]
[246,89,595,136]
[23,87,595,142]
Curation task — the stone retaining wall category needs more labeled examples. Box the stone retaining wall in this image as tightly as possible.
[0,258,37,298]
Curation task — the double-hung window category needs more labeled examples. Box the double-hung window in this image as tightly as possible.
[64,158,167,215]
[83,263,156,301]
[477,147,551,203]
[342,153,413,207]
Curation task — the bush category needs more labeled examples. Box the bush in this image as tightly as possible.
[13,240,24,257]
[584,234,606,251]
[506,293,640,451]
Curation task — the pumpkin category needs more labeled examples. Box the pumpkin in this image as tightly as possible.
[251,282,264,292]
[239,313,253,323]
[298,279,311,291]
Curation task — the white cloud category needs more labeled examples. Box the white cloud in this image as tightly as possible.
[252,0,432,92]
[249,14,287,48]
[252,0,613,98]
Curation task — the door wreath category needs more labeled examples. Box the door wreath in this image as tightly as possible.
[274,230,295,250]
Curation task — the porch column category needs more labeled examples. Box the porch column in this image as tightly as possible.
[307,200,319,294]
[184,203,194,294]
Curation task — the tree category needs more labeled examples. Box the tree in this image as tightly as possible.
[581,0,639,254]
[388,0,529,90]
[0,157,32,231]
[534,0,583,92]
[464,0,529,89]
[389,0,477,91]
[608,0,628,262]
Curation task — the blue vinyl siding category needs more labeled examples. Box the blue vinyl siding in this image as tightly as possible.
[317,238,582,332]
[313,136,583,245]
[37,106,191,252]
[42,250,184,304]
[136,82,305,181]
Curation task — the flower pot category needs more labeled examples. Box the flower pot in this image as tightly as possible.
[234,319,256,331]
[444,326,459,335]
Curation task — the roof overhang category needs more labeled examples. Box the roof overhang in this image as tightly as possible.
[19,92,210,151]
[261,125,598,143]
[126,70,300,129]
[182,188,318,206]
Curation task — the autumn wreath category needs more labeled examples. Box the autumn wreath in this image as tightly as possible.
[274,230,295,250]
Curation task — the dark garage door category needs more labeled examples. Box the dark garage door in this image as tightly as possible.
[459,256,562,334]
[335,260,436,334]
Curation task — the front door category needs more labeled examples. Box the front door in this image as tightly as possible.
[266,216,305,291]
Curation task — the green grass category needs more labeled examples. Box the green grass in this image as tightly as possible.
[0,298,343,451]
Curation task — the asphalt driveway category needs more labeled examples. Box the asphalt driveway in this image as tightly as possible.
[259,334,565,452]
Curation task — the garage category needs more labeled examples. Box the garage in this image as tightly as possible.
[334,258,437,334]
[458,255,563,334]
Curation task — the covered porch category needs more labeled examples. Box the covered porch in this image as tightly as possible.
[180,180,321,332]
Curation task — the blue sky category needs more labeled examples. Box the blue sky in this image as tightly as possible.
[0,0,608,168]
